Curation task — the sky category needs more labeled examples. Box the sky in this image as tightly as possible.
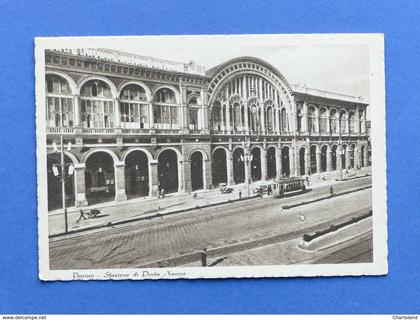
[104,36,370,101]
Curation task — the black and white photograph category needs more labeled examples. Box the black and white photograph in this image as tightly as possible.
[35,34,387,280]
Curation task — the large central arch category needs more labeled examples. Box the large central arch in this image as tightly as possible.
[207,57,295,134]
[208,57,294,105]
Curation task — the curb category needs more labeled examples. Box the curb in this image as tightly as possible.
[303,210,372,242]
[282,185,372,210]
[336,174,371,182]
[49,194,261,239]
[136,208,372,268]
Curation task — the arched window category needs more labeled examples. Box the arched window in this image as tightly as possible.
[45,74,74,128]
[280,108,288,132]
[153,88,178,129]
[297,107,303,133]
[232,102,241,131]
[212,101,222,131]
[265,101,274,133]
[319,108,328,133]
[80,80,114,128]
[119,84,149,129]
[359,110,365,133]
[339,111,348,133]
[307,106,316,133]
[188,97,200,131]
[349,111,356,133]
[330,109,338,134]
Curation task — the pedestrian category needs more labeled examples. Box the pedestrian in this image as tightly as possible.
[330,186,334,197]
[157,184,161,198]
[267,184,272,195]
[161,188,165,198]
[77,209,87,223]
[201,248,207,267]
[305,176,310,186]
[193,192,197,198]
[239,190,242,199]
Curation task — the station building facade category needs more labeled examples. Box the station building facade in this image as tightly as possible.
[44,49,370,210]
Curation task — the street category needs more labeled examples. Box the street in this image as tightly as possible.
[49,176,372,270]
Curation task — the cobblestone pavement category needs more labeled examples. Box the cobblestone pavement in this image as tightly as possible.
[183,216,373,267]
[48,172,371,236]
[49,177,371,269]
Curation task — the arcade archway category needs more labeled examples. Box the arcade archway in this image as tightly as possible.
[124,150,149,199]
[47,154,75,211]
[310,145,317,174]
[299,147,306,176]
[331,145,338,170]
[212,148,227,187]
[266,147,276,179]
[190,151,204,191]
[233,148,245,184]
[321,145,328,172]
[85,151,115,205]
[250,148,261,182]
[350,144,356,168]
[158,149,179,194]
[281,146,290,177]
[341,145,347,170]
[361,145,365,167]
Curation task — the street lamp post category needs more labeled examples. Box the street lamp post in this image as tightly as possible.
[338,117,344,181]
[53,135,73,234]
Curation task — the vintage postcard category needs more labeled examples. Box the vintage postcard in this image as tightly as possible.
[35,34,387,280]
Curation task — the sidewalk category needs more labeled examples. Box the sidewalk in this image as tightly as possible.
[48,168,371,237]
[48,184,256,236]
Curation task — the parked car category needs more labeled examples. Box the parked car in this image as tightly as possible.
[219,183,233,194]
[253,183,272,195]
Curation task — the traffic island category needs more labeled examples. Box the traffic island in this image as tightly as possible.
[302,210,372,243]
[282,185,372,210]
[136,208,372,268]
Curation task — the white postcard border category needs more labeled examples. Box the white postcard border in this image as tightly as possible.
[35,33,387,281]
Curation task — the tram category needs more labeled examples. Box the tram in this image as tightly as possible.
[272,177,307,198]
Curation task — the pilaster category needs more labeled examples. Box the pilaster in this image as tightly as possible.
[114,161,127,201]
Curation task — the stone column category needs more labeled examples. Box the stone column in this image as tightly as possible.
[242,76,247,100]
[221,104,225,131]
[74,94,81,127]
[302,102,308,133]
[274,104,280,134]
[327,150,333,171]
[316,150,321,174]
[260,104,266,133]
[148,102,154,130]
[345,148,351,170]
[314,108,320,134]
[355,145,361,169]
[204,159,212,189]
[74,163,88,207]
[245,150,251,185]
[338,146,343,172]
[225,101,231,133]
[149,160,159,196]
[114,98,121,128]
[178,160,184,193]
[356,108,361,134]
[181,86,189,134]
[326,110,331,134]
[227,149,234,186]
[261,148,267,181]
[290,146,296,177]
[183,159,191,193]
[114,161,127,201]
[244,102,249,134]
[276,144,282,179]
[305,149,311,175]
